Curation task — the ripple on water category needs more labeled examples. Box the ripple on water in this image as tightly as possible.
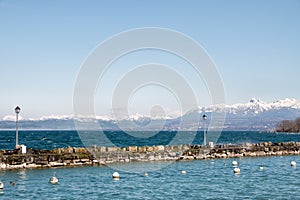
[0,157,299,199]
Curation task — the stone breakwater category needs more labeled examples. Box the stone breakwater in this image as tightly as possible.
[1,141,300,170]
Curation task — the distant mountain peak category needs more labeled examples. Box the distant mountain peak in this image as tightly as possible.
[1,98,300,131]
[186,98,300,118]
[249,98,262,103]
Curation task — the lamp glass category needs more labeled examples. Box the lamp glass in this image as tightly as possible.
[15,106,21,114]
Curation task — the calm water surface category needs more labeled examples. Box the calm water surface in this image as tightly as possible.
[0,131,300,199]
[0,156,300,199]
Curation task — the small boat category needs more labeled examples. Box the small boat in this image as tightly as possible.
[0,181,4,189]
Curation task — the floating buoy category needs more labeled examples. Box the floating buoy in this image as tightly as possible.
[233,167,241,174]
[291,161,297,167]
[259,166,264,171]
[232,161,238,166]
[144,172,148,177]
[49,172,58,184]
[112,172,120,179]
[0,181,3,189]
[181,170,186,174]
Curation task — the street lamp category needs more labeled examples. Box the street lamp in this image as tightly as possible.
[202,114,207,146]
[15,106,21,149]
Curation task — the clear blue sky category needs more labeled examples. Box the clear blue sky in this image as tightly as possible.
[1,0,299,119]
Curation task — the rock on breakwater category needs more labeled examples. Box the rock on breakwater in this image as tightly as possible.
[0,146,94,170]
[1,142,300,170]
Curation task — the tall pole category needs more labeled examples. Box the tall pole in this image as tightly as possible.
[203,120,206,146]
[203,114,207,146]
[16,112,19,147]
[15,106,21,149]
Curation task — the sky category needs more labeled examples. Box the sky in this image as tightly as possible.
[0,0,300,119]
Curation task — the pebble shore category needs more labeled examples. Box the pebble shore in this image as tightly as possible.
[1,141,300,170]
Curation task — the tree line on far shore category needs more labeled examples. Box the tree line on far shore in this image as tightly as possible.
[276,118,300,133]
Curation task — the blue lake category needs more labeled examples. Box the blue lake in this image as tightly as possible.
[0,156,300,199]
[1,130,300,149]
[0,130,300,199]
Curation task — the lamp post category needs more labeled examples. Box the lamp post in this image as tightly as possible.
[202,114,207,146]
[15,106,21,149]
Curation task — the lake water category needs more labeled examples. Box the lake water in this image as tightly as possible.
[1,130,300,149]
[1,156,300,199]
[0,131,300,199]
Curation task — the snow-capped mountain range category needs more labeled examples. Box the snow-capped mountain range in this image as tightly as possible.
[1,98,300,131]
[203,98,300,115]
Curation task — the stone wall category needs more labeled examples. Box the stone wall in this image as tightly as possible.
[0,147,93,170]
[1,142,300,170]
[200,142,300,159]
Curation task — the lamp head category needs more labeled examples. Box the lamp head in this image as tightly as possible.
[15,106,21,114]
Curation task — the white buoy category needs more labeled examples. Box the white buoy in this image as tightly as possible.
[0,181,4,189]
[259,166,264,171]
[49,173,58,185]
[232,161,238,166]
[233,167,241,174]
[144,172,148,177]
[181,170,186,174]
[112,172,120,179]
[291,161,297,167]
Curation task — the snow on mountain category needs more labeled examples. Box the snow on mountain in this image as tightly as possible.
[1,98,299,131]
[126,113,173,121]
[183,98,300,131]
[201,98,300,116]
[29,115,74,121]
[2,98,300,122]
[2,115,23,121]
